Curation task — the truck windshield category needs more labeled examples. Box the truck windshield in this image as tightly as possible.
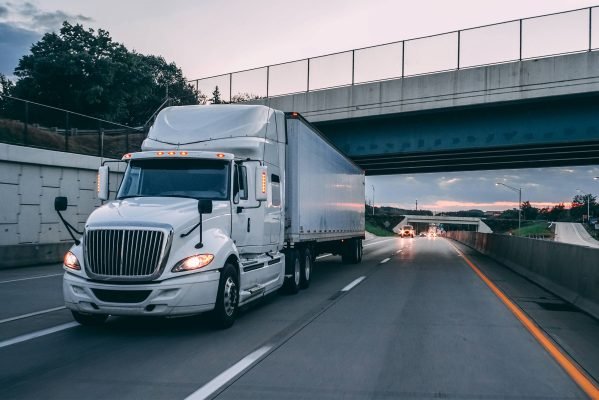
[117,158,230,201]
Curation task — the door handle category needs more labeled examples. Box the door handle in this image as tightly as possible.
[247,218,251,232]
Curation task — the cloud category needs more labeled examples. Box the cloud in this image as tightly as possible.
[0,2,92,76]
[418,200,572,211]
[0,2,93,32]
[0,22,40,76]
[438,177,460,188]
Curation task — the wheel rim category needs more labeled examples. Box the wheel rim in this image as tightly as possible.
[294,258,301,285]
[304,254,311,281]
[223,277,237,317]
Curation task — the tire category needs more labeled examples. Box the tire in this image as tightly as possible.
[300,248,312,289]
[284,250,301,294]
[71,310,108,326]
[211,263,239,329]
[341,239,361,264]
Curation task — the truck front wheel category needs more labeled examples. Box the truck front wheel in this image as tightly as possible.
[284,250,301,294]
[71,311,108,326]
[212,263,239,329]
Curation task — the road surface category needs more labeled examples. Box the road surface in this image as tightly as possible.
[0,236,597,399]
[553,222,599,248]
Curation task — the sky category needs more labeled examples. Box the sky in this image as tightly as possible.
[1,0,599,211]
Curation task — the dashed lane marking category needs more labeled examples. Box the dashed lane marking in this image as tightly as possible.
[185,346,272,400]
[0,322,78,349]
[0,273,63,284]
[341,276,366,292]
[0,306,66,325]
[380,258,391,264]
[363,238,395,247]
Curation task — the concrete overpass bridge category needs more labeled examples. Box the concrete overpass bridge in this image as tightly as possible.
[394,214,493,233]
[192,7,599,174]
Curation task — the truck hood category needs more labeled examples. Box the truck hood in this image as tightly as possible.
[85,197,230,233]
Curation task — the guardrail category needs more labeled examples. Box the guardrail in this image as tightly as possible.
[191,6,599,102]
[0,95,146,159]
[447,231,599,319]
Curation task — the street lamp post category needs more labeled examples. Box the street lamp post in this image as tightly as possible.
[496,182,522,231]
[371,184,375,216]
[577,189,591,223]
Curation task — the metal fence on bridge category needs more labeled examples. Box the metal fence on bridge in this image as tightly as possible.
[0,95,146,159]
[190,6,599,102]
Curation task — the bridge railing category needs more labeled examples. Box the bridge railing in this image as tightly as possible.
[0,95,145,159]
[191,6,599,103]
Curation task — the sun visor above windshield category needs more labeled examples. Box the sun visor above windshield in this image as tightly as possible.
[144,105,277,147]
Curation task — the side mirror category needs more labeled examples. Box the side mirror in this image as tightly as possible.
[198,199,213,214]
[255,166,268,201]
[54,196,68,212]
[97,165,109,200]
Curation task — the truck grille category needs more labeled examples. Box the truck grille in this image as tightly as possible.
[84,229,168,280]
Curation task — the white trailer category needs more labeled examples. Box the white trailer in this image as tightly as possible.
[56,105,365,328]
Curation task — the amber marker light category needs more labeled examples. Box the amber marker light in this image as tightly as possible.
[261,171,267,193]
[156,151,165,156]
[64,251,81,270]
[167,151,176,156]
[180,151,189,156]
[216,153,225,158]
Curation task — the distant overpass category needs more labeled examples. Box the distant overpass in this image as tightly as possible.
[394,215,493,233]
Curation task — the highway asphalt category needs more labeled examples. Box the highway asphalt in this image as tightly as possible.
[0,237,597,399]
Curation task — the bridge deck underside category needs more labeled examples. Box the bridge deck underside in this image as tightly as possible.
[315,93,599,175]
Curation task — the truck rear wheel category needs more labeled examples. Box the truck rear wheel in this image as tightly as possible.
[211,263,239,329]
[300,248,312,289]
[342,239,362,264]
[71,311,108,326]
[284,250,301,294]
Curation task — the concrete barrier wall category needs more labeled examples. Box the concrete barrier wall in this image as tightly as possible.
[0,143,124,268]
[448,231,599,319]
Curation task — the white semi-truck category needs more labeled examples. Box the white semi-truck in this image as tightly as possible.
[55,105,365,328]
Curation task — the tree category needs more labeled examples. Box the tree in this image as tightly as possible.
[231,92,262,103]
[521,201,539,220]
[10,22,198,126]
[211,86,223,104]
[0,73,14,115]
[570,193,597,221]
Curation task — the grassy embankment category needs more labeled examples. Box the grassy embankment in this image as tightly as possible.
[365,216,399,237]
[512,222,553,238]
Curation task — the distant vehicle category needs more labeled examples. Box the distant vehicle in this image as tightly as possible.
[419,232,427,237]
[54,105,365,328]
[401,225,415,238]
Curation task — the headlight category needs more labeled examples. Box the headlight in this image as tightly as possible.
[64,251,81,270]
[172,254,214,272]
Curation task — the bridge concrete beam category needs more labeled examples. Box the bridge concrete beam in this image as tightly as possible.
[253,52,599,123]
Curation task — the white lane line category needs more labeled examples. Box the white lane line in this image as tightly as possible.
[363,238,395,247]
[0,322,78,349]
[341,276,366,292]
[0,273,63,284]
[185,345,272,400]
[395,250,403,255]
[380,258,390,264]
[315,253,332,260]
[0,306,66,325]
